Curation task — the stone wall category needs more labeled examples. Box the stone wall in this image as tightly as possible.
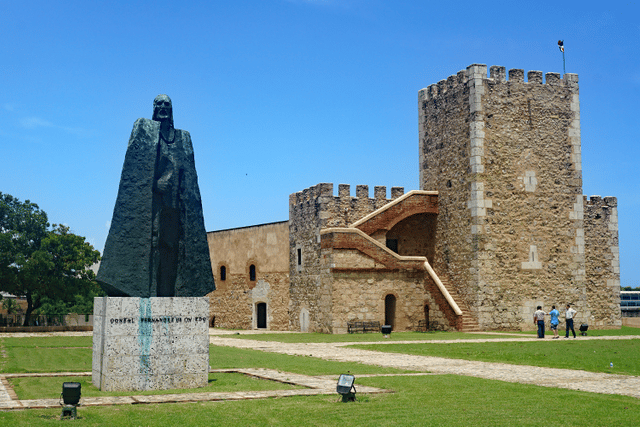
[289,183,406,332]
[289,183,332,332]
[419,64,620,330]
[419,68,476,321]
[206,222,289,330]
[584,196,621,327]
[328,269,451,334]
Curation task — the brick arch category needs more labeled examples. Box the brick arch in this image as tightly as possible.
[383,211,437,235]
[353,192,438,236]
[386,212,437,261]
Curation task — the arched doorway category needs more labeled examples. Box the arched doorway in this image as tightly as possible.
[384,294,396,330]
[256,302,267,329]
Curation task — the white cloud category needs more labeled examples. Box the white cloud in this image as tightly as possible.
[20,117,53,129]
[18,116,88,137]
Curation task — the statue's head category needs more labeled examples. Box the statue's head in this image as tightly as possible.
[152,94,173,127]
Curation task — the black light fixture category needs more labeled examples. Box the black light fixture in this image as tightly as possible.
[381,324,392,338]
[579,323,589,336]
[336,374,356,402]
[61,382,81,419]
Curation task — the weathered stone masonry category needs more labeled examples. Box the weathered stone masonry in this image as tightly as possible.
[419,64,620,330]
[207,222,289,330]
[206,63,620,333]
[289,184,456,333]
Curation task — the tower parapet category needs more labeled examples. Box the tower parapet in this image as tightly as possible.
[419,65,578,103]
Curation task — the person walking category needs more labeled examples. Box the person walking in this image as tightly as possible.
[565,304,577,338]
[534,306,546,339]
[549,305,560,339]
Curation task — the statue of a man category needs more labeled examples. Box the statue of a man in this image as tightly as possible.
[97,95,215,297]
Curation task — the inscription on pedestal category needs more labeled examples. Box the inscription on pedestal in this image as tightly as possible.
[92,297,210,391]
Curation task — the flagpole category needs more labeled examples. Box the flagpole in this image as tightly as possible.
[558,40,565,75]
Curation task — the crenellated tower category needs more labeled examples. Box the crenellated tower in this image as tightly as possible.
[419,64,620,330]
[288,183,406,332]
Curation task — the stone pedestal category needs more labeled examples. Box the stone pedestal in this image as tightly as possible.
[92,297,210,391]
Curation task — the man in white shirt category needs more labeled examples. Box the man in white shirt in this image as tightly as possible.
[565,304,577,338]
[533,306,546,339]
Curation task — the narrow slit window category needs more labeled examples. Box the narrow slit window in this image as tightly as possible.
[249,264,256,281]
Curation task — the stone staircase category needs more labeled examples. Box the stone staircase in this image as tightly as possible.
[438,277,480,332]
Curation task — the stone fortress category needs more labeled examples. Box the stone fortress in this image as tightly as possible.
[207,64,621,333]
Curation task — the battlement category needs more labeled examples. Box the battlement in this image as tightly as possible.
[290,183,405,206]
[584,195,618,208]
[290,183,406,229]
[418,64,579,102]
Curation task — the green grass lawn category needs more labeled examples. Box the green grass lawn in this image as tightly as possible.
[0,336,93,348]
[212,326,640,343]
[1,334,640,426]
[351,338,640,375]
[210,345,414,376]
[212,330,509,343]
[0,336,93,373]
[1,374,639,426]
[10,372,302,400]
[0,336,413,376]
[490,325,640,337]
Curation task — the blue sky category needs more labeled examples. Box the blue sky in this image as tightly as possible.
[2,1,638,286]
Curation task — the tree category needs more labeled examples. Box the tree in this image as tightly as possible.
[2,297,20,315]
[0,193,100,325]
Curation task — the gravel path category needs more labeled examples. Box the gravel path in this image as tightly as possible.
[210,334,640,399]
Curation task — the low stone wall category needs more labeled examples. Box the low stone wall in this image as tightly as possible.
[622,317,640,328]
[0,325,92,333]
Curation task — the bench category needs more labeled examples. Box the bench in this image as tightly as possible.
[347,321,381,333]
[415,319,427,332]
[415,320,443,332]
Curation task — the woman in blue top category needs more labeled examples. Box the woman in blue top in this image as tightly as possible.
[549,305,560,339]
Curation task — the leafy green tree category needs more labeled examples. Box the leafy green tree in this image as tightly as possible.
[0,193,49,289]
[2,297,20,315]
[0,193,100,325]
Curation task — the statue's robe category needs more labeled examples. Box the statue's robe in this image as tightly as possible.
[97,118,215,297]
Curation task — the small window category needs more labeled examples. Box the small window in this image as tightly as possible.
[297,249,302,266]
[249,264,256,281]
[220,266,226,281]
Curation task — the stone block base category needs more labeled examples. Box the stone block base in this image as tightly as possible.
[92,297,210,391]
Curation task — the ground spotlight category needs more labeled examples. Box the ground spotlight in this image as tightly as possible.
[579,323,589,336]
[61,382,81,419]
[381,324,392,338]
[336,374,356,402]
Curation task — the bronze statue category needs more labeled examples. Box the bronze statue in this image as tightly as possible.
[98,95,215,297]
